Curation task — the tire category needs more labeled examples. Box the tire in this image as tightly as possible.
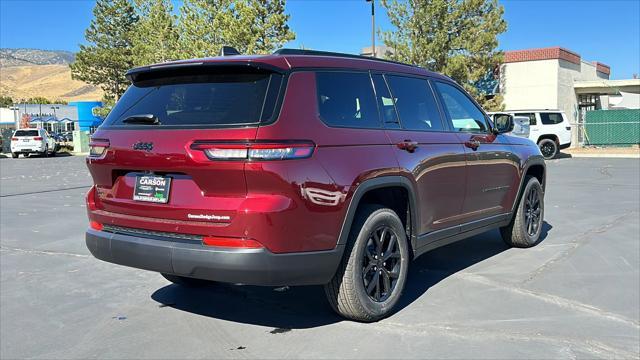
[11,153,18,158]
[500,176,544,248]
[324,204,410,322]
[538,138,558,160]
[161,273,215,287]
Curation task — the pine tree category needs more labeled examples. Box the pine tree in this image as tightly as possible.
[70,0,138,100]
[174,0,295,58]
[132,0,178,66]
[381,0,506,110]
[174,0,232,59]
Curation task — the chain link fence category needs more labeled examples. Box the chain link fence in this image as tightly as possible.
[577,109,640,147]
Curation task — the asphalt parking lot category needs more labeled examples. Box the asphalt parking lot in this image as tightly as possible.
[1,155,638,359]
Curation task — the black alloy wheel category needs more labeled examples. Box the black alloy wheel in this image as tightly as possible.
[362,225,402,302]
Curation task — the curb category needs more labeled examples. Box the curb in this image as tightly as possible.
[565,153,640,159]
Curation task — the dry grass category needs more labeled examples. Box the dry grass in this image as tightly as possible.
[0,64,103,102]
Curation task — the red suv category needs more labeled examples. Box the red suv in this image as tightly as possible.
[86,49,546,321]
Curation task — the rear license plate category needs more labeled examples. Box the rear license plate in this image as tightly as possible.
[133,175,171,203]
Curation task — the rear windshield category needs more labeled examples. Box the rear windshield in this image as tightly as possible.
[104,70,283,128]
[14,130,39,136]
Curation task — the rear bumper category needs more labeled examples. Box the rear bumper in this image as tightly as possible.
[559,141,571,150]
[85,229,344,286]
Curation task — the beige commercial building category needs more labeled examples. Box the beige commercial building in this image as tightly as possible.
[500,46,640,146]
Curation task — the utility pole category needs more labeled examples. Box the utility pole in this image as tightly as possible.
[366,0,376,58]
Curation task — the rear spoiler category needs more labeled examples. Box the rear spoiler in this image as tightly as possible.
[125,60,288,84]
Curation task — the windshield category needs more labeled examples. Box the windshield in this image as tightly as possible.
[14,130,39,137]
[105,71,283,128]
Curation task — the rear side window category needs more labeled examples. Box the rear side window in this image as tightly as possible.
[435,82,488,133]
[105,70,282,127]
[316,72,380,128]
[540,112,564,125]
[515,112,537,125]
[386,75,443,131]
[14,130,39,136]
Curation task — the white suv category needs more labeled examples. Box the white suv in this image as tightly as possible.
[10,128,57,158]
[489,110,571,159]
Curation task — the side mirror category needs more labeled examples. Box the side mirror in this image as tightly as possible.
[493,113,514,134]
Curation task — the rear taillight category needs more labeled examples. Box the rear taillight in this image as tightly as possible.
[190,141,315,161]
[89,221,103,231]
[11,137,18,141]
[89,138,110,157]
[34,137,43,140]
[202,236,263,248]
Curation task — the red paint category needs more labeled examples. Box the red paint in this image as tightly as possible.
[85,53,533,254]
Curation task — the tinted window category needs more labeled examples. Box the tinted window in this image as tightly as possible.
[493,114,512,130]
[385,76,443,131]
[106,72,279,127]
[515,112,536,125]
[540,112,563,125]
[15,130,39,136]
[316,72,380,128]
[435,82,488,132]
[372,74,399,126]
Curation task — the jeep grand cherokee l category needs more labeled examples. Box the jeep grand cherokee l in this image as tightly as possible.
[85,49,546,322]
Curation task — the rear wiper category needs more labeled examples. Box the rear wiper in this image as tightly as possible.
[122,114,160,125]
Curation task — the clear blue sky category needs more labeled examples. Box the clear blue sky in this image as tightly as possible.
[1,0,638,79]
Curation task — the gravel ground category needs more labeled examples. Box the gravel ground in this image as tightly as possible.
[1,155,638,359]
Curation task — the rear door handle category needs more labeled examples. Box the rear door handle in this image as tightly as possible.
[464,140,480,150]
[397,140,418,153]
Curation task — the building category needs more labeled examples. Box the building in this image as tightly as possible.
[0,101,103,132]
[500,46,640,146]
[360,45,394,59]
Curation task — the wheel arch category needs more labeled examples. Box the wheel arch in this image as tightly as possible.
[510,156,546,215]
[336,176,419,254]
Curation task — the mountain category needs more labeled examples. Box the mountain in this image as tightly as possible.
[0,48,75,67]
[0,49,102,102]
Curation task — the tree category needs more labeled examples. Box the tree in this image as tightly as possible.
[132,0,178,66]
[174,0,295,58]
[381,0,507,111]
[0,96,13,107]
[230,0,295,54]
[70,0,139,100]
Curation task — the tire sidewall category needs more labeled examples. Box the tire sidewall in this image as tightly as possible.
[538,139,557,159]
[516,178,545,245]
[351,209,410,319]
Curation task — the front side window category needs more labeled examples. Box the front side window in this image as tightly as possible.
[316,72,380,128]
[515,112,537,125]
[540,112,564,125]
[435,82,488,133]
[385,75,444,131]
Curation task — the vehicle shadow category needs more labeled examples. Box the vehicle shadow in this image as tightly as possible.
[151,221,552,329]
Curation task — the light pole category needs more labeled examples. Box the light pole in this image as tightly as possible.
[9,106,19,129]
[366,0,376,58]
[51,106,60,133]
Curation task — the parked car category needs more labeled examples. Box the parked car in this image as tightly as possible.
[10,128,57,158]
[85,49,546,321]
[488,110,571,159]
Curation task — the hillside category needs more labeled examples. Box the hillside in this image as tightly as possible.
[0,64,103,102]
[0,48,75,67]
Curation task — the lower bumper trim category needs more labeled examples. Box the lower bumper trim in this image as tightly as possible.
[86,229,344,286]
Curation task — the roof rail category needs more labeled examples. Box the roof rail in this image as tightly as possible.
[273,48,418,68]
